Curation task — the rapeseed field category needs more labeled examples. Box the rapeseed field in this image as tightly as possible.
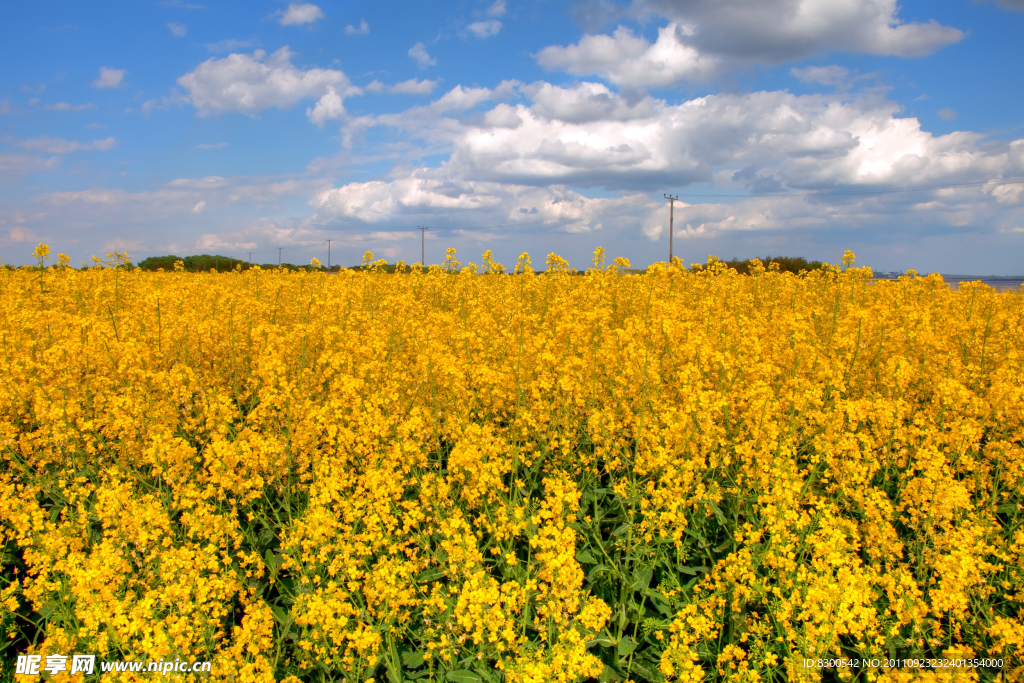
[1,247,1022,683]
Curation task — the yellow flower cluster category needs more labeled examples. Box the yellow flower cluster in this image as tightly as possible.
[0,250,1021,683]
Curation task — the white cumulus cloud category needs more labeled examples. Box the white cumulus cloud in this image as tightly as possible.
[345,19,369,35]
[441,89,1007,190]
[279,3,324,26]
[488,0,507,16]
[306,86,347,126]
[468,20,502,37]
[167,22,188,37]
[538,0,963,85]
[522,81,658,123]
[320,79,1024,250]
[177,47,359,116]
[409,42,437,68]
[310,177,645,237]
[537,24,718,86]
[92,67,127,89]
[392,78,438,95]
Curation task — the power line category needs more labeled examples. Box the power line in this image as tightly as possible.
[670,178,1024,199]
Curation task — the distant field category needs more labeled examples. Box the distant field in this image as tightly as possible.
[2,253,1022,682]
[941,276,1024,292]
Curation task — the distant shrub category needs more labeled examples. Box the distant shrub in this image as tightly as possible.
[716,255,825,275]
[138,255,263,272]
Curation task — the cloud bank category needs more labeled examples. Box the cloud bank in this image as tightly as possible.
[278,3,324,26]
[539,0,963,85]
[177,47,359,116]
[306,81,1023,248]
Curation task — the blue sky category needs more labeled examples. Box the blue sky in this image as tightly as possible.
[2,0,1023,272]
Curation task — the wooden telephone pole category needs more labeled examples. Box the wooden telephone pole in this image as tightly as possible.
[418,226,428,265]
[663,194,679,262]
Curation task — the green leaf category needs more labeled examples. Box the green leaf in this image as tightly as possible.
[587,564,612,583]
[586,636,614,648]
[629,658,666,683]
[39,601,58,620]
[476,667,500,683]
[264,548,277,573]
[575,549,596,564]
[617,636,637,657]
[597,665,624,682]
[270,606,290,626]
[446,671,482,683]
[402,652,425,669]
[708,500,727,526]
[612,522,631,537]
[646,592,674,617]
[416,568,446,583]
[631,567,653,592]
[679,565,709,576]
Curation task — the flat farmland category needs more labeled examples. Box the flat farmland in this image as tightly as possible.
[1,252,1022,683]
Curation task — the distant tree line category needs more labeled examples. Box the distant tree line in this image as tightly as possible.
[136,255,307,272]
[715,256,825,274]
[130,254,828,275]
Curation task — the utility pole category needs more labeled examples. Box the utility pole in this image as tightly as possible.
[418,226,428,265]
[278,247,283,266]
[325,239,333,270]
[247,251,253,264]
[663,194,679,262]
